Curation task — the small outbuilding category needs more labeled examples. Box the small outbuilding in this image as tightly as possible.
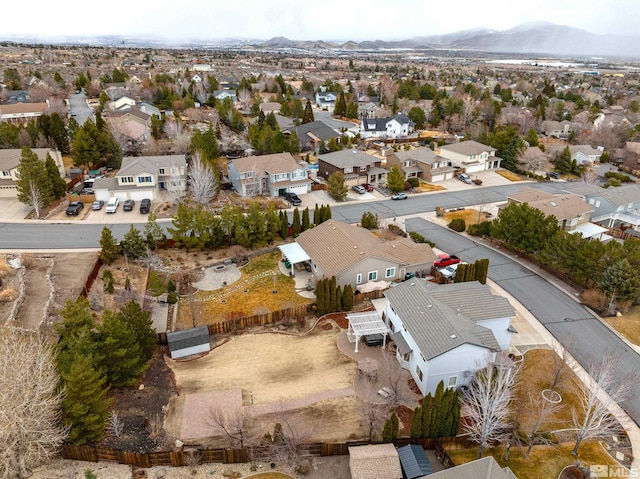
[166,326,211,359]
[349,443,402,479]
[397,444,433,479]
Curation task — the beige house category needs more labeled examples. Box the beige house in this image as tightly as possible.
[386,147,455,182]
[0,148,64,198]
[438,140,502,173]
[0,102,49,124]
[295,220,437,289]
[349,444,402,479]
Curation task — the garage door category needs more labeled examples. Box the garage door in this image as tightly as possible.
[288,185,308,196]
[129,189,155,201]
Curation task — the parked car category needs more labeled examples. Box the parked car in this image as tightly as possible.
[352,184,366,194]
[123,199,135,211]
[457,173,472,184]
[391,192,408,200]
[549,172,561,179]
[362,183,375,192]
[440,262,467,279]
[433,253,461,268]
[139,198,151,214]
[283,191,301,206]
[105,197,119,213]
[91,200,104,211]
[65,201,84,216]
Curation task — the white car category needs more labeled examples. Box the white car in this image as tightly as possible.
[105,197,119,213]
[440,262,467,279]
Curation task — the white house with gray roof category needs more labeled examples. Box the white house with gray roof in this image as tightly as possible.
[0,148,64,198]
[93,155,186,202]
[384,280,515,396]
[438,140,502,173]
[570,184,640,232]
[359,114,414,139]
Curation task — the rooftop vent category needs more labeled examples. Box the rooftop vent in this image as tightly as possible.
[550,201,558,207]
[450,334,457,339]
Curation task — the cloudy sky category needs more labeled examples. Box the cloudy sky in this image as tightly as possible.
[4,0,639,41]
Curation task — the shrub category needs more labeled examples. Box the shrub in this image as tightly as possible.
[448,218,466,232]
[604,171,632,182]
[167,291,178,304]
[387,224,407,237]
[407,177,419,188]
[467,221,492,237]
[360,211,379,229]
[604,178,622,188]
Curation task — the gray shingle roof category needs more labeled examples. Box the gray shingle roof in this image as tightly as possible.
[384,281,503,360]
[390,147,442,165]
[0,148,56,170]
[318,149,380,169]
[427,456,518,479]
[440,140,494,156]
[166,326,210,352]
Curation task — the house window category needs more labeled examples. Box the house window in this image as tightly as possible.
[1,170,10,177]
[385,267,395,278]
[158,168,166,175]
[138,176,152,183]
[356,273,362,285]
[344,167,353,173]
[403,351,411,362]
[121,176,134,184]
[589,198,595,205]
[416,365,423,382]
[368,271,378,281]
[360,166,367,172]
[448,376,458,388]
[595,200,600,207]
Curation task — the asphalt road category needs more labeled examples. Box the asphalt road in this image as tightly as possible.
[405,216,640,426]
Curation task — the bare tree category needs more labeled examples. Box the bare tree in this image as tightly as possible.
[462,352,521,458]
[206,405,253,448]
[580,168,599,185]
[28,179,45,219]
[107,410,124,439]
[378,75,398,106]
[166,159,186,204]
[237,88,252,111]
[567,352,634,456]
[520,382,563,459]
[188,153,218,205]
[0,328,68,479]
[358,376,387,442]
[378,349,408,410]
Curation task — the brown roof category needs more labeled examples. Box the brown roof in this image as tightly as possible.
[0,102,49,115]
[349,444,402,479]
[439,140,494,156]
[296,221,436,278]
[231,152,300,175]
[528,194,593,221]
[507,186,555,204]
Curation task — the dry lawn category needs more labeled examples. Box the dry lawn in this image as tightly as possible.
[604,305,640,345]
[176,250,312,327]
[448,441,617,479]
[443,208,490,226]
[496,170,526,181]
[416,182,446,193]
[92,257,149,313]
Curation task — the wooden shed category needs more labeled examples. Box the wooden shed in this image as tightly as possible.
[166,326,211,359]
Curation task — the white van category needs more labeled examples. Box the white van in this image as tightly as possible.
[105,197,119,213]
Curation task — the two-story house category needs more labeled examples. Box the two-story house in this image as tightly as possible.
[386,148,455,182]
[317,150,388,187]
[315,91,337,110]
[360,114,415,140]
[295,220,437,290]
[570,183,640,233]
[569,145,604,166]
[227,152,311,198]
[506,186,606,240]
[384,280,515,396]
[437,140,502,173]
[93,155,187,202]
[0,148,64,198]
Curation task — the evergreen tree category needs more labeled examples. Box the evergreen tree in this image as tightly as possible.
[386,165,406,193]
[121,225,147,260]
[422,393,433,438]
[45,154,67,199]
[144,212,165,248]
[323,278,331,315]
[410,406,423,438]
[61,353,111,445]
[313,203,320,226]
[49,112,70,154]
[117,300,157,360]
[279,210,289,239]
[555,146,572,174]
[315,278,326,315]
[99,226,120,265]
[329,276,337,312]
[600,258,640,304]
[98,309,147,387]
[335,285,342,311]
[342,284,354,311]
[390,412,400,441]
[302,207,310,232]
[324,204,332,220]
[292,208,301,237]
[430,381,445,438]
[327,171,348,202]
[382,417,393,442]
[16,147,52,217]
[302,99,314,124]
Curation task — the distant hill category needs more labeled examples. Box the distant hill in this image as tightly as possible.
[259,22,640,58]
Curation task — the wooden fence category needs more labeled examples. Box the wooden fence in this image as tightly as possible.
[66,193,96,204]
[61,437,463,468]
[79,257,103,298]
[311,183,328,191]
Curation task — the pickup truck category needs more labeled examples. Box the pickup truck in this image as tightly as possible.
[433,253,461,268]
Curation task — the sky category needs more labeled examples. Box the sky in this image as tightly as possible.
[4,0,639,42]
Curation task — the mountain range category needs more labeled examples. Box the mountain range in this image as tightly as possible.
[260,22,640,59]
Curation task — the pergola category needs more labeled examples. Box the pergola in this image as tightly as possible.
[347,311,389,353]
[278,243,311,276]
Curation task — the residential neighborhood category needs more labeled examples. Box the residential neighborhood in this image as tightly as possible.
[2,22,640,479]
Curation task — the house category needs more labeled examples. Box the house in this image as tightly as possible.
[437,140,502,173]
[92,155,187,202]
[386,147,455,182]
[570,183,640,232]
[569,145,603,166]
[259,102,282,115]
[349,444,402,479]
[0,101,49,124]
[139,102,162,118]
[213,90,237,103]
[360,114,415,139]
[428,456,518,479]
[109,95,136,112]
[191,74,202,84]
[166,326,211,360]
[317,150,388,186]
[384,280,515,396]
[227,152,311,198]
[315,91,337,110]
[540,120,575,139]
[2,90,30,103]
[358,101,377,119]
[295,220,437,290]
[293,120,342,152]
[0,148,64,198]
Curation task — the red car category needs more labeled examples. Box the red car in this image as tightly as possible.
[361,183,375,192]
[433,253,461,268]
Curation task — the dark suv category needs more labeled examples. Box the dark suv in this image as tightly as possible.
[139,198,151,214]
[283,191,302,206]
[65,201,84,216]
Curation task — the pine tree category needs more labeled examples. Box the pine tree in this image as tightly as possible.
[313,203,320,226]
[279,210,289,239]
[410,406,423,438]
[422,393,432,438]
[301,207,310,232]
[335,285,342,311]
[117,300,157,361]
[121,225,147,260]
[99,226,120,265]
[342,284,354,311]
[15,147,52,218]
[61,353,112,445]
[98,310,147,387]
[45,154,66,199]
[329,276,337,312]
[302,99,314,124]
[386,165,406,193]
[390,412,399,441]
[292,208,301,237]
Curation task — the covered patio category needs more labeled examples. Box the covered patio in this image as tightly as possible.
[346,311,389,353]
[278,243,311,277]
